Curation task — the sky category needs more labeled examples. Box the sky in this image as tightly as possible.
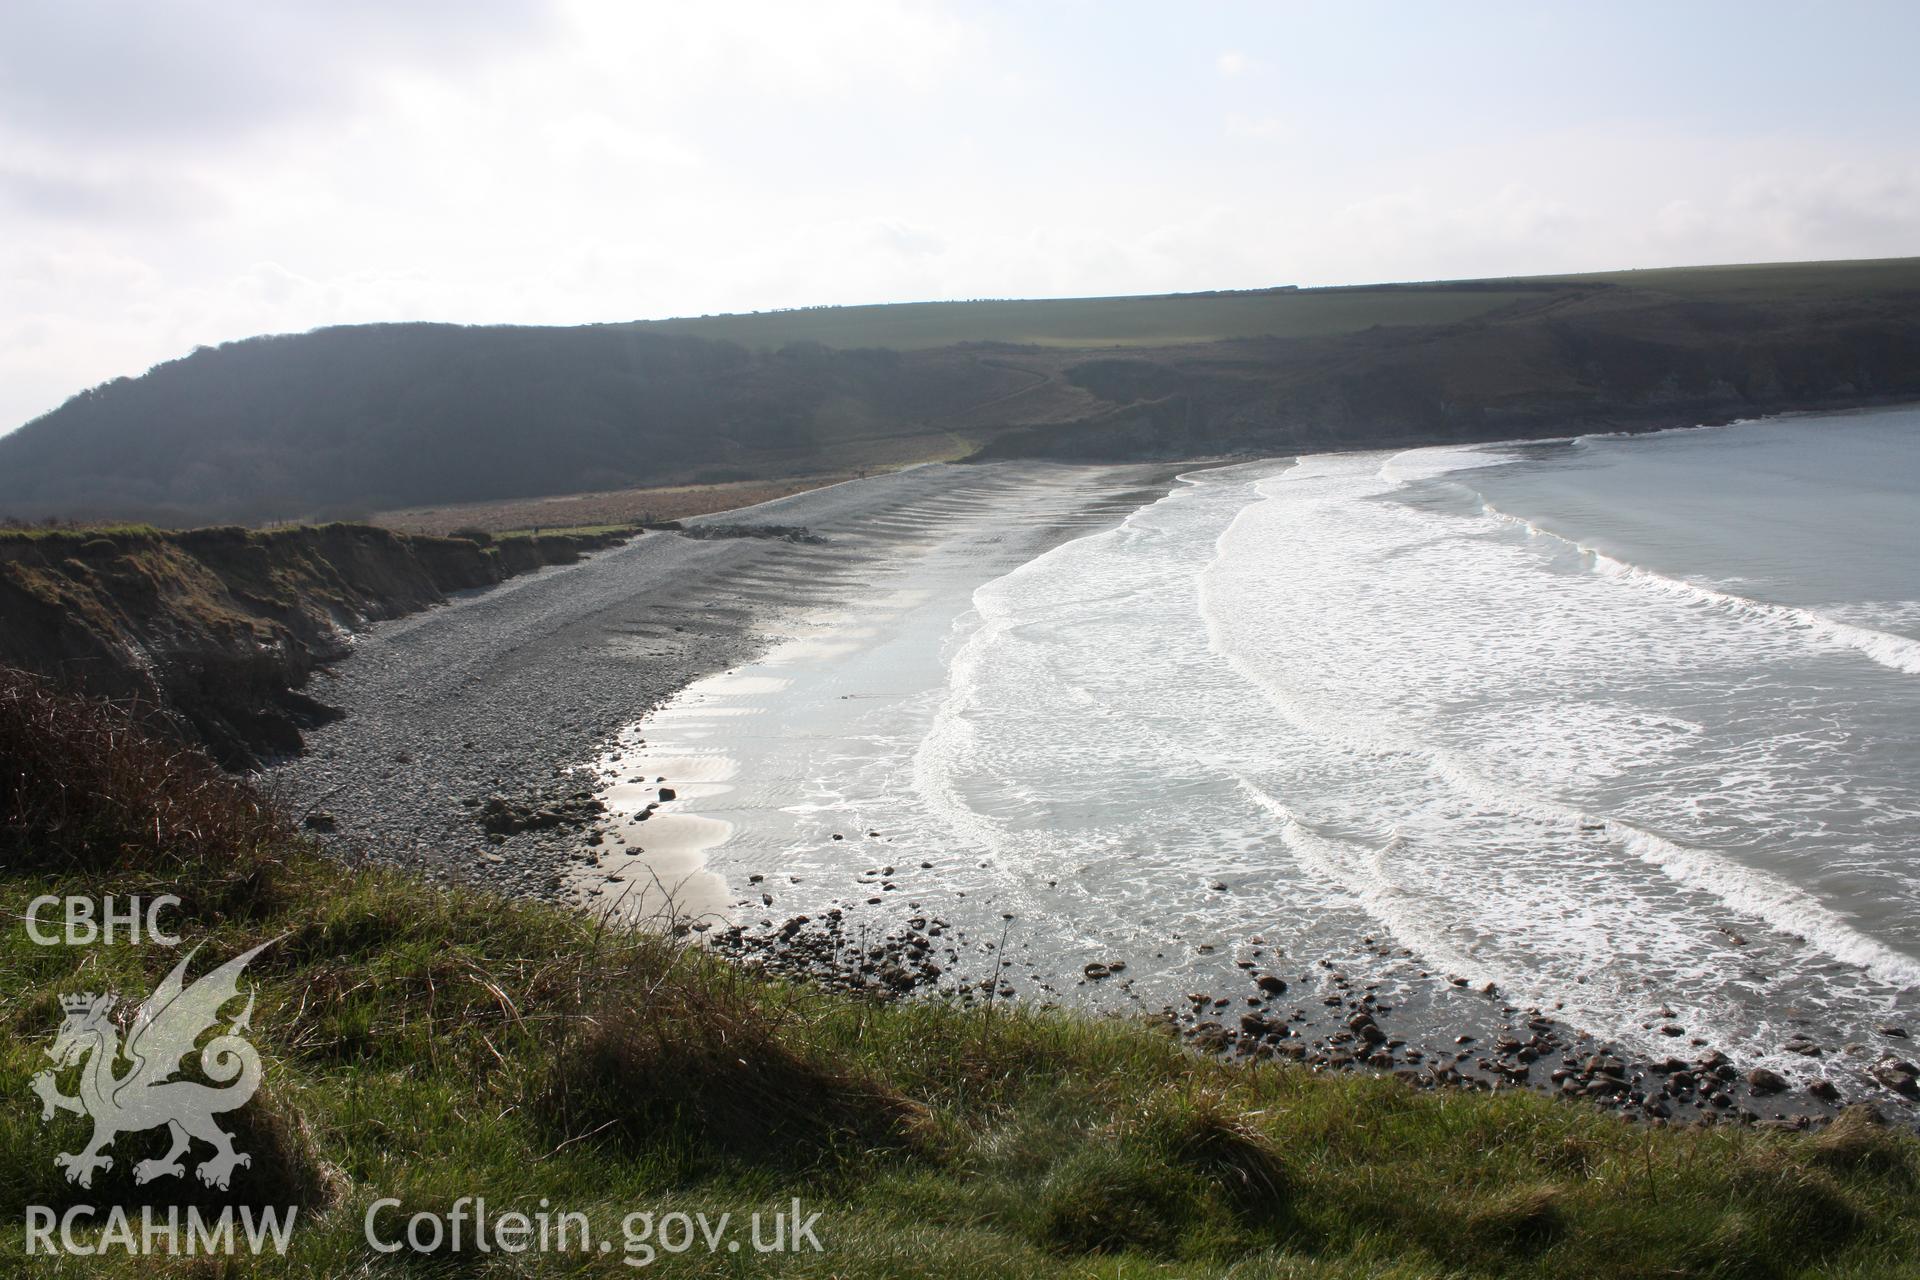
[3,0,1918,434]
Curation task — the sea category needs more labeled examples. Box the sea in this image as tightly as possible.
[597,405,1920,1085]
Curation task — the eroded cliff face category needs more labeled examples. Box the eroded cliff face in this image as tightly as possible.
[0,523,625,768]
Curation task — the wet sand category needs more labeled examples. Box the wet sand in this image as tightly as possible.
[277,461,1177,894]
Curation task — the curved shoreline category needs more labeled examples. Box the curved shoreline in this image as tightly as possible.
[278,455,1920,1129]
[275,461,1180,889]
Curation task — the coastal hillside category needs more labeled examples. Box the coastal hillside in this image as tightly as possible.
[633,257,1920,349]
[2,258,1918,525]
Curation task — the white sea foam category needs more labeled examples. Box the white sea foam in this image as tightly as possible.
[1236,780,1486,985]
[1470,500,1920,676]
[1607,819,1920,989]
[1587,552,1920,676]
[885,421,1920,1069]
[1187,445,1920,1050]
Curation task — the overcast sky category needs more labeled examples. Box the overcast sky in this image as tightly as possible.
[4,1,1918,434]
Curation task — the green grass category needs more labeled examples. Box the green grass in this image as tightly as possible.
[1570,256,1920,302]
[492,523,642,540]
[627,257,1920,353]
[629,285,1542,352]
[4,672,1920,1276]
[0,523,164,544]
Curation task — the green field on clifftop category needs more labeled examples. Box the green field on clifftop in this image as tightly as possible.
[630,257,1920,352]
[630,283,1541,350]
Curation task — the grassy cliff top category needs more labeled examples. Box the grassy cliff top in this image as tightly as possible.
[629,283,1537,351]
[629,257,1920,351]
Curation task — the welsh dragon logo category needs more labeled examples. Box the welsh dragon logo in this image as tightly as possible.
[29,941,272,1191]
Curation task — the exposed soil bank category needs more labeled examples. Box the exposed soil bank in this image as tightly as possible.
[0,523,629,767]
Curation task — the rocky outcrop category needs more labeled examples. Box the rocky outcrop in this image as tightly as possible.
[0,523,628,768]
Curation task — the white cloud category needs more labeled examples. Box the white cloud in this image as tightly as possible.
[1225,113,1294,141]
[0,160,226,225]
[1216,51,1252,78]
[0,1,554,149]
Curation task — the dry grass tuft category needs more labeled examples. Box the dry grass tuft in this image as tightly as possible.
[1536,1132,1601,1179]
[1034,1146,1208,1257]
[1465,1183,1566,1248]
[541,957,929,1168]
[0,665,289,910]
[1805,1104,1913,1180]
[1143,1088,1288,1210]
[1731,1146,1863,1248]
